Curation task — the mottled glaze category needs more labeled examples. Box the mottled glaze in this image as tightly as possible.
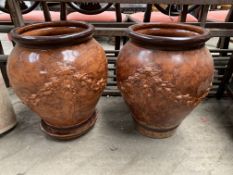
[117,23,214,138]
[7,21,107,140]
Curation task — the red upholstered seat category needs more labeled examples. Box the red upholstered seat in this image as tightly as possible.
[0,10,60,21]
[129,12,198,23]
[67,11,127,22]
[207,10,229,22]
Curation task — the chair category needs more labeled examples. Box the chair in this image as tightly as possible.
[208,6,233,98]
[66,2,126,55]
[0,10,60,22]
[128,4,198,23]
[207,10,229,22]
[207,6,233,50]
[128,11,197,22]
[67,11,127,22]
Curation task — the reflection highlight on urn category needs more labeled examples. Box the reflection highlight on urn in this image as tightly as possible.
[28,52,39,63]
[62,50,80,63]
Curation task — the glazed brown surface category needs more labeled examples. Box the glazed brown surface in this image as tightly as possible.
[7,21,107,139]
[117,23,214,138]
[22,27,85,37]
[128,23,211,50]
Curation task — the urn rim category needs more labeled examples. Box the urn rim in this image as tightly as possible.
[10,21,94,48]
[128,23,211,51]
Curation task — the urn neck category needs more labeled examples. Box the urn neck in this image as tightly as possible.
[10,21,94,48]
[128,23,211,51]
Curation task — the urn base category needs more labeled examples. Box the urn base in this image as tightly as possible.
[0,121,17,135]
[135,122,179,139]
[40,112,97,140]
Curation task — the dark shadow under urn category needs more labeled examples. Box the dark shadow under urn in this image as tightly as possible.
[7,21,107,140]
[117,23,214,138]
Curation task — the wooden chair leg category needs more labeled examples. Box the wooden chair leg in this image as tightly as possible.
[115,36,120,56]
[0,41,4,54]
[217,37,230,56]
[216,54,233,99]
[218,5,233,55]
[143,4,152,22]
[123,36,128,45]
[217,37,230,49]
[198,5,209,27]
[217,37,223,48]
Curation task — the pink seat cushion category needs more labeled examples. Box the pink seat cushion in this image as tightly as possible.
[0,10,60,21]
[67,11,127,22]
[129,12,198,23]
[207,10,229,22]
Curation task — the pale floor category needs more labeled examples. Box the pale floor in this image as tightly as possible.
[0,92,233,175]
[0,35,233,175]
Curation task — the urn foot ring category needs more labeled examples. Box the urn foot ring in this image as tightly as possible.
[40,112,97,140]
[135,122,178,139]
[0,121,17,135]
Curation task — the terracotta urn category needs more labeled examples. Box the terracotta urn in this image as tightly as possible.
[7,21,107,140]
[117,23,214,138]
[0,71,16,134]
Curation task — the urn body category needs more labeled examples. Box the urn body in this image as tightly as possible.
[7,21,107,139]
[117,23,214,138]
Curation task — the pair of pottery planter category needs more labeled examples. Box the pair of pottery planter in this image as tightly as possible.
[7,21,214,140]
